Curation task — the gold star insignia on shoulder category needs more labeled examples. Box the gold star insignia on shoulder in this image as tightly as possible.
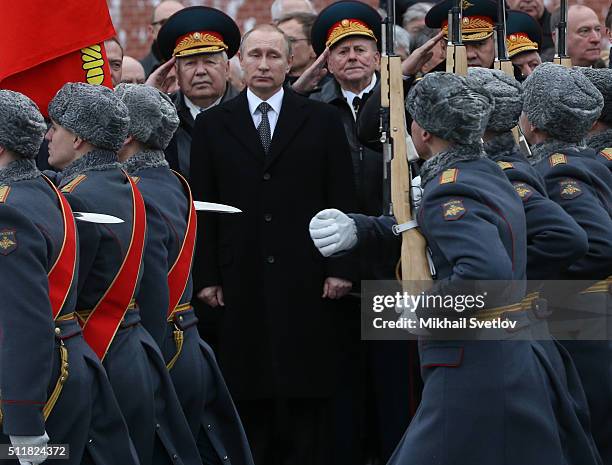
[0,229,17,255]
[439,168,458,185]
[442,199,466,221]
[0,186,11,203]
[61,175,87,193]
[549,153,567,167]
[559,178,582,199]
[599,148,612,161]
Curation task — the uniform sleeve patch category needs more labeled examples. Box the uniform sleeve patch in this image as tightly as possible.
[497,161,514,170]
[512,182,533,201]
[559,178,582,199]
[442,200,466,220]
[440,168,458,184]
[0,186,11,203]
[61,175,87,193]
[599,148,612,161]
[0,229,17,255]
[549,153,567,167]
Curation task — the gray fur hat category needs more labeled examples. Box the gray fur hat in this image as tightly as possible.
[577,67,612,126]
[48,83,130,152]
[467,67,522,132]
[114,84,179,150]
[407,72,494,145]
[0,90,46,159]
[522,63,603,142]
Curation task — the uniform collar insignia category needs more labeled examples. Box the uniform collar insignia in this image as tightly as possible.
[122,150,169,175]
[0,159,40,185]
[528,139,581,165]
[60,149,120,186]
[420,143,485,187]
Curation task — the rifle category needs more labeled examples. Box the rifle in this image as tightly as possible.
[380,0,432,282]
[553,0,572,67]
[446,0,468,75]
[493,0,513,75]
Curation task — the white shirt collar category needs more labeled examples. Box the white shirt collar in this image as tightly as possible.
[341,74,377,119]
[247,87,284,117]
[184,94,223,121]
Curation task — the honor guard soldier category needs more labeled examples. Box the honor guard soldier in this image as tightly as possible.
[116,83,254,465]
[505,10,543,80]
[156,6,241,179]
[580,67,612,172]
[521,62,612,463]
[468,67,602,465]
[425,0,498,68]
[310,72,570,464]
[45,83,202,465]
[0,91,139,465]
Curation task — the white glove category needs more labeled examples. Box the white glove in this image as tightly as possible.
[309,209,358,257]
[10,432,49,465]
[411,175,423,211]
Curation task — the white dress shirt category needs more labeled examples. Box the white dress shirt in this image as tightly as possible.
[246,87,284,138]
[184,95,222,121]
[341,73,378,121]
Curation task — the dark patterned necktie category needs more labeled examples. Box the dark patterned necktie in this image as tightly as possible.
[257,102,272,154]
[352,96,362,115]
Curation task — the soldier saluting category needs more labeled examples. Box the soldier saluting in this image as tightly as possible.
[116,83,254,465]
[44,83,202,465]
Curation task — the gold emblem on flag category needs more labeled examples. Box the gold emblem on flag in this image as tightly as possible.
[81,44,106,85]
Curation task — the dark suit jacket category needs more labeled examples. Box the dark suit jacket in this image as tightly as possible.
[164,84,239,179]
[189,87,357,400]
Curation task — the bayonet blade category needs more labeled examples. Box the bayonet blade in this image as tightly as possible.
[193,201,242,213]
[74,212,124,224]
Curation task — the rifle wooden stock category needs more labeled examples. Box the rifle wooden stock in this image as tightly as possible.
[382,56,432,282]
[553,57,572,67]
[446,44,467,76]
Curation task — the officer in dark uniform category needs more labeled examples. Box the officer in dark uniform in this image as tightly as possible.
[0,90,139,465]
[580,67,612,172]
[310,4,417,462]
[521,62,612,464]
[468,67,603,465]
[116,83,254,465]
[505,10,543,81]
[45,83,202,465]
[157,6,241,179]
[310,72,570,465]
[425,0,498,68]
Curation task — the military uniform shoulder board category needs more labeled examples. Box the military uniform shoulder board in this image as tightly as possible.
[497,161,514,170]
[131,176,141,184]
[559,178,582,199]
[599,148,612,161]
[549,153,567,167]
[442,199,466,220]
[61,175,87,193]
[440,168,458,184]
[0,186,11,203]
[512,182,533,201]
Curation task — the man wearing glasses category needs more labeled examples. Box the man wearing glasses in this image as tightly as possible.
[277,12,318,84]
[141,0,184,77]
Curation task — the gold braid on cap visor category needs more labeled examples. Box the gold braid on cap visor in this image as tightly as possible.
[506,33,539,57]
[442,16,494,42]
[326,19,377,48]
[173,31,228,57]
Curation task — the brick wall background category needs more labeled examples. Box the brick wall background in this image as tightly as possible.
[109,0,610,60]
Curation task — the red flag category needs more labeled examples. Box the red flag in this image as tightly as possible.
[0,1,117,116]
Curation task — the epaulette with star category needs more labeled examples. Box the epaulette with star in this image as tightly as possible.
[439,168,458,184]
[61,175,87,193]
[549,153,567,167]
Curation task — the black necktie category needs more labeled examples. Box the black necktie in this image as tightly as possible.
[352,96,362,115]
[257,102,272,154]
